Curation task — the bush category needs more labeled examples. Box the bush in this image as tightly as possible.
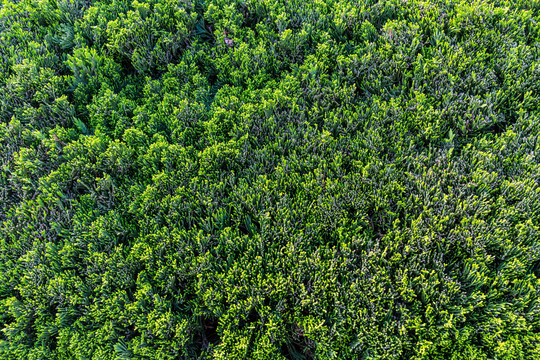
[1,0,540,358]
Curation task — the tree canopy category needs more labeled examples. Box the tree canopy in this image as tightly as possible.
[1,0,540,358]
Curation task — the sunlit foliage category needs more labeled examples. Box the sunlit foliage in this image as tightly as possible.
[1,0,540,358]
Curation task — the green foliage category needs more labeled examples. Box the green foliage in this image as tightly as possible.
[1,0,540,358]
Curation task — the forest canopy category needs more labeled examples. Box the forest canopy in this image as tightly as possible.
[1,0,540,358]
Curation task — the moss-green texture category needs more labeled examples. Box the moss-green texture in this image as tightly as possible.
[1,0,540,358]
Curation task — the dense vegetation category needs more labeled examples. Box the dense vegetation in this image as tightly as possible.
[0,0,539,358]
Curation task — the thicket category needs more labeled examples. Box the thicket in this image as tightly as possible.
[0,0,539,358]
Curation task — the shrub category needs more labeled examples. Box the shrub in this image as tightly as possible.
[1,0,540,359]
